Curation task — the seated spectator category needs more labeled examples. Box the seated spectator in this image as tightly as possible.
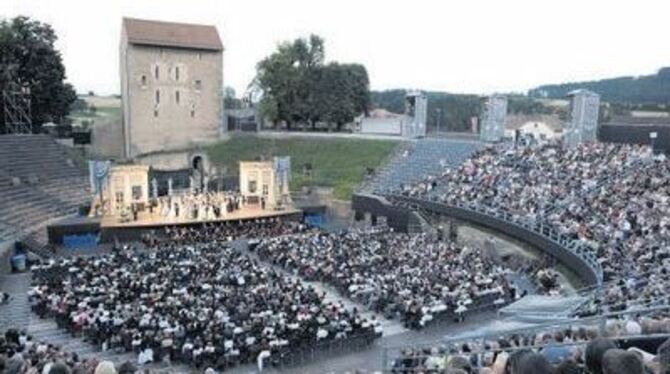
[541,332,573,365]
[601,349,644,374]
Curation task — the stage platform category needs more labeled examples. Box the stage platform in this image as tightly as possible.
[100,205,302,228]
[47,206,303,245]
[98,205,303,242]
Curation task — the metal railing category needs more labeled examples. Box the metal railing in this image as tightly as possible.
[273,331,380,369]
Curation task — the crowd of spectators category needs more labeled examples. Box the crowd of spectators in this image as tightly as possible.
[256,229,520,329]
[402,142,644,219]
[159,218,308,245]
[397,141,670,314]
[391,328,670,373]
[28,240,380,371]
[0,328,139,374]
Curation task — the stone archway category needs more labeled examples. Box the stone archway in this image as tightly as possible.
[188,151,210,193]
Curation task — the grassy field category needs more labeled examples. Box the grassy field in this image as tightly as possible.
[69,96,122,126]
[207,135,399,200]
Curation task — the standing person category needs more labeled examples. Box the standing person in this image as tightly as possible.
[257,340,271,372]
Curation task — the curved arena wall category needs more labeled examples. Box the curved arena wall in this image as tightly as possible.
[352,193,602,288]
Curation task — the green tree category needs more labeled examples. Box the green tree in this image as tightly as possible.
[314,63,369,131]
[223,86,242,109]
[258,96,279,128]
[0,16,77,133]
[255,34,369,131]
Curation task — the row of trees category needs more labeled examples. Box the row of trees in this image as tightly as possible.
[254,35,370,131]
[0,16,76,133]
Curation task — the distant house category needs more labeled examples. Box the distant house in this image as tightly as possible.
[355,91,427,138]
[505,114,562,140]
[225,108,261,132]
[355,108,404,135]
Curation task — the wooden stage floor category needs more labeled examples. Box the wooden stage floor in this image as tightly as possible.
[100,205,302,229]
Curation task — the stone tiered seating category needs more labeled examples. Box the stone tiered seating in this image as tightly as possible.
[0,135,83,179]
[366,138,482,193]
[0,135,89,244]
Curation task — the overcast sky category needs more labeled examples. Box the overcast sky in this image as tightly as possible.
[2,0,670,96]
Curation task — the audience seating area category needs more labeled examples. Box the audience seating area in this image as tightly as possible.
[362,138,482,193]
[396,142,670,315]
[26,221,382,372]
[0,135,90,244]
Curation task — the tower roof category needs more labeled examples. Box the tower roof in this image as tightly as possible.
[123,17,223,51]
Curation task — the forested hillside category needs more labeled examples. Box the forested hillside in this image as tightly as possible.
[529,67,670,104]
[371,90,555,132]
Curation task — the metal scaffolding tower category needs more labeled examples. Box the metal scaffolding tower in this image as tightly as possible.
[2,80,32,134]
[480,94,508,142]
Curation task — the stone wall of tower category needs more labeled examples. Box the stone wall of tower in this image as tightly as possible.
[121,43,222,158]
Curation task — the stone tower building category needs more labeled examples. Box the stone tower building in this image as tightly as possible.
[120,17,224,158]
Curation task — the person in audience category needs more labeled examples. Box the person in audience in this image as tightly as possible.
[541,332,574,365]
[601,349,644,374]
[585,338,618,374]
[554,359,582,374]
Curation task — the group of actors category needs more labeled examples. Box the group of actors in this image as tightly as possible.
[156,191,262,221]
[119,191,270,223]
